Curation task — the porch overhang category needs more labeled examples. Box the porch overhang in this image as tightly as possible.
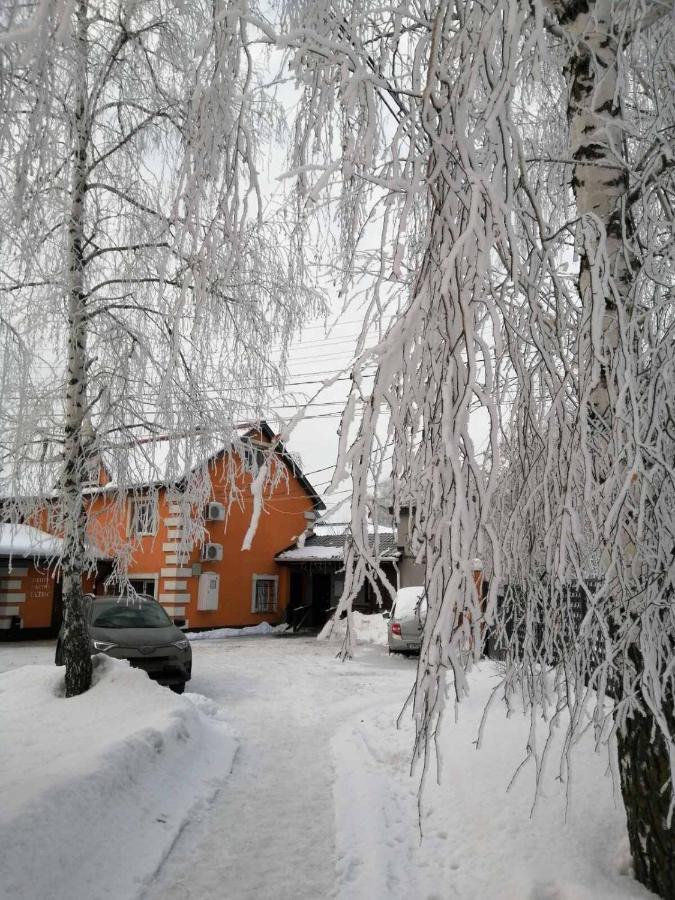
[275,557,345,574]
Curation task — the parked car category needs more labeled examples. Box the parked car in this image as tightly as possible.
[55,594,192,693]
[387,586,427,655]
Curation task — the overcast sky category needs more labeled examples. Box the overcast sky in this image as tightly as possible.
[272,305,380,519]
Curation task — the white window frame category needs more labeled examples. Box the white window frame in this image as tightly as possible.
[102,573,158,598]
[127,575,158,599]
[251,574,278,614]
[130,497,158,537]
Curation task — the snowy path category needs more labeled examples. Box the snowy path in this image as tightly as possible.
[142,637,415,900]
[0,637,649,900]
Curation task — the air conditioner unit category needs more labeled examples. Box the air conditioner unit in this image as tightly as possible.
[201,542,223,562]
[205,502,225,522]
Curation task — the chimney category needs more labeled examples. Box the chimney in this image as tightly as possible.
[304,510,317,537]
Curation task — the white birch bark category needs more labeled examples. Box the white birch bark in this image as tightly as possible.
[60,0,92,696]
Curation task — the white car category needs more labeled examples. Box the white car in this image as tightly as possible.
[388,586,427,655]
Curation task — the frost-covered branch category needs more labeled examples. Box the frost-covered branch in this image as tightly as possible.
[0,0,325,695]
[281,0,674,892]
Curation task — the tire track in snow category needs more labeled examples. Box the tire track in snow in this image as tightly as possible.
[142,638,410,900]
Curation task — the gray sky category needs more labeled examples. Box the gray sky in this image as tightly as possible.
[275,310,379,518]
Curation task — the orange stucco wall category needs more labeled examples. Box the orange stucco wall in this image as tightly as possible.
[0,559,57,630]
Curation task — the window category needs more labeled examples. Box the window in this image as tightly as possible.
[128,577,157,599]
[251,575,278,614]
[102,576,157,599]
[82,457,101,489]
[130,498,157,536]
[242,444,266,472]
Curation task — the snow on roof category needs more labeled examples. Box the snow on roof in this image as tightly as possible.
[0,524,109,560]
[276,544,344,562]
[393,585,426,616]
[101,434,224,489]
[313,522,395,536]
[1,421,325,510]
[276,532,400,563]
[0,523,64,558]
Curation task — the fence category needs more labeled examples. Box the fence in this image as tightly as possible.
[485,578,605,667]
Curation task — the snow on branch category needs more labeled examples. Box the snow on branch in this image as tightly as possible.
[0,0,325,599]
[280,0,675,817]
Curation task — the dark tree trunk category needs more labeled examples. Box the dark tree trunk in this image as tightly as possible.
[617,701,675,899]
[61,0,92,697]
[62,575,92,697]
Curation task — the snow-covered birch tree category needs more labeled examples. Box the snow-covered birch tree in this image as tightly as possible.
[271,0,674,893]
[0,0,319,697]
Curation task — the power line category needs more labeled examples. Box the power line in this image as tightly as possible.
[302,461,338,477]
[0,371,379,404]
[286,317,386,331]
[274,334,377,351]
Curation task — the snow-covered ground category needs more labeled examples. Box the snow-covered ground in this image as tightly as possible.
[0,636,653,900]
[0,652,236,900]
[186,621,282,640]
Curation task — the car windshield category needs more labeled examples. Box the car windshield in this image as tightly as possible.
[90,599,172,629]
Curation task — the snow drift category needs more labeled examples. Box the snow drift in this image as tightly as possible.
[319,611,389,647]
[186,621,281,640]
[0,657,236,900]
[331,662,651,900]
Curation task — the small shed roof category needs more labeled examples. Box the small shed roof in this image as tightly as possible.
[275,532,400,564]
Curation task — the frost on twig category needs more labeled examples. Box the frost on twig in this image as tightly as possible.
[0,0,325,693]
[280,0,675,831]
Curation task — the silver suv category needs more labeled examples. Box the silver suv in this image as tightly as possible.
[55,594,192,693]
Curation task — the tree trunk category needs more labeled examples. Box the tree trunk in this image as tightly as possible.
[62,0,92,697]
[617,697,675,898]
[558,0,674,893]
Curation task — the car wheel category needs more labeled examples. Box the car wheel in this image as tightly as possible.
[170,682,186,695]
[54,640,64,666]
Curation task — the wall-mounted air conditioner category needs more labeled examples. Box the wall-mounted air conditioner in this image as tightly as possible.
[205,502,225,522]
[201,542,223,562]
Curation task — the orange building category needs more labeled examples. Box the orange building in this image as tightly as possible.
[3,423,324,635]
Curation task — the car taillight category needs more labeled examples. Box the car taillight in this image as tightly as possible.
[392,622,401,635]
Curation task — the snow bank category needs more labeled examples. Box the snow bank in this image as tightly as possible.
[332,662,652,900]
[0,657,236,900]
[187,621,281,640]
[320,611,389,646]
